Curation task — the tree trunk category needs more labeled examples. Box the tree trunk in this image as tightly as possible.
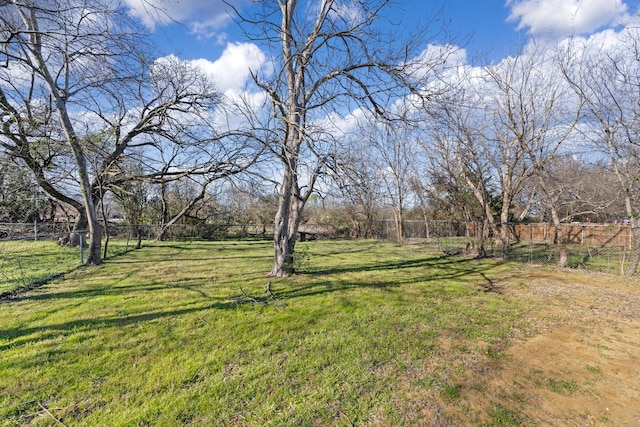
[70,143,102,265]
[549,209,568,268]
[154,183,168,241]
[272,227,297,277]
[270,167,302,277]
[626,224,640,276]
[135,225,143,250]
[28,31,103,264]
[545,209,568,268]
[555,227,568,268]
[530,164,568,268]
[499,202,511,258]
[393,206,404,244]
[58,211,87,247]
[473,221,488,258]
[84,217,103,265]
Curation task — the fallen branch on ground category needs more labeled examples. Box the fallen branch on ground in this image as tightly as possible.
[231,281,286,310]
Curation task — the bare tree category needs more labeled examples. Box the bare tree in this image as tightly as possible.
[423,44,581,264]
[1,1,259,263]
[233,0,451,276]
[425,75,522,257]
[330,137,383,239]
[481,46,580,267]
[0,0,146,263]
[101,55,262,240]
[563,30,640,275]
[542,157,622,223]
[368,118,418,244]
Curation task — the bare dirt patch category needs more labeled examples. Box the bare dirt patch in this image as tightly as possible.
[446,270,640,426]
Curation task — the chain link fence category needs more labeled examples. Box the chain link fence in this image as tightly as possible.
[2,219,635,297]
[0,222,157,297]
[375,220,634,275]
[0,221,276,297]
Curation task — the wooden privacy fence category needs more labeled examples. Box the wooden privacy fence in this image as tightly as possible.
[390,220,633,249]
[493,223,632,248]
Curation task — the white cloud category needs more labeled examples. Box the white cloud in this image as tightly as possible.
[328,1,363,23]
[124,0,249,39]
[152,43,267,94]
[186,42,268,93]
[313,108,370,141]
[406,44,468,82]
[149,44,271,135]
[212,89,268,132]
[153,43,271,132]
[507,0,630,38]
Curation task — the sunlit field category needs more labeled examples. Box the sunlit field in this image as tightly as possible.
[0,239,135,297]
[1,239,531,426]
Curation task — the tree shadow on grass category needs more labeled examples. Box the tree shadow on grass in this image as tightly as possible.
[0,242,194,302]
[8,275,227,309]
[0,301,229,352]
[303,255,473,276]
[109,254,273,265]
[14,254,499,306]
[276,255,506,300]
[302,254,494,281]
[1,252,506,352]
[0,264,86,301]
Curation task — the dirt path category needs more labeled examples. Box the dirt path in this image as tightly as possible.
[463,271,640,426]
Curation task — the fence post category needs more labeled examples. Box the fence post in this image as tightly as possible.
[79,232,84,264]
[34,219,37,241]
[529,223,533,264]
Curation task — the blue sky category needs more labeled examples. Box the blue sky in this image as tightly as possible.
[138,1,523,62]
[445,0,526,59]
[123,0,640,106]
[129,0,638,64]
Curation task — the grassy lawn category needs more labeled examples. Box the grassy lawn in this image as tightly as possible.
[0,240,80,296]
[0,239,140,297]
[0,239,528,426]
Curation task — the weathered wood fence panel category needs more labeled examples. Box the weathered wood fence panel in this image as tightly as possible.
[384,221,633,249]
[502,223,631,248]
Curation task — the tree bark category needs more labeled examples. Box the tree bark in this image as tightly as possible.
[58,210,86,247]
[59,114,103,265]
[19,8,103,264]
[627,224,640,276]
[550,208,568,268]
[271,166,302,277]
[498,192,514,257]
[393,205,404,244]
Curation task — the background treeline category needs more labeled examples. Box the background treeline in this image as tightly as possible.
[1,1,638,274]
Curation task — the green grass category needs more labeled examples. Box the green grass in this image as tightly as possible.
[0,240,80,295]
[484,403,522,426]
[421,236,630,274]
[0,239,140,296]
[546,378,579,395]
[0,239,527,426]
